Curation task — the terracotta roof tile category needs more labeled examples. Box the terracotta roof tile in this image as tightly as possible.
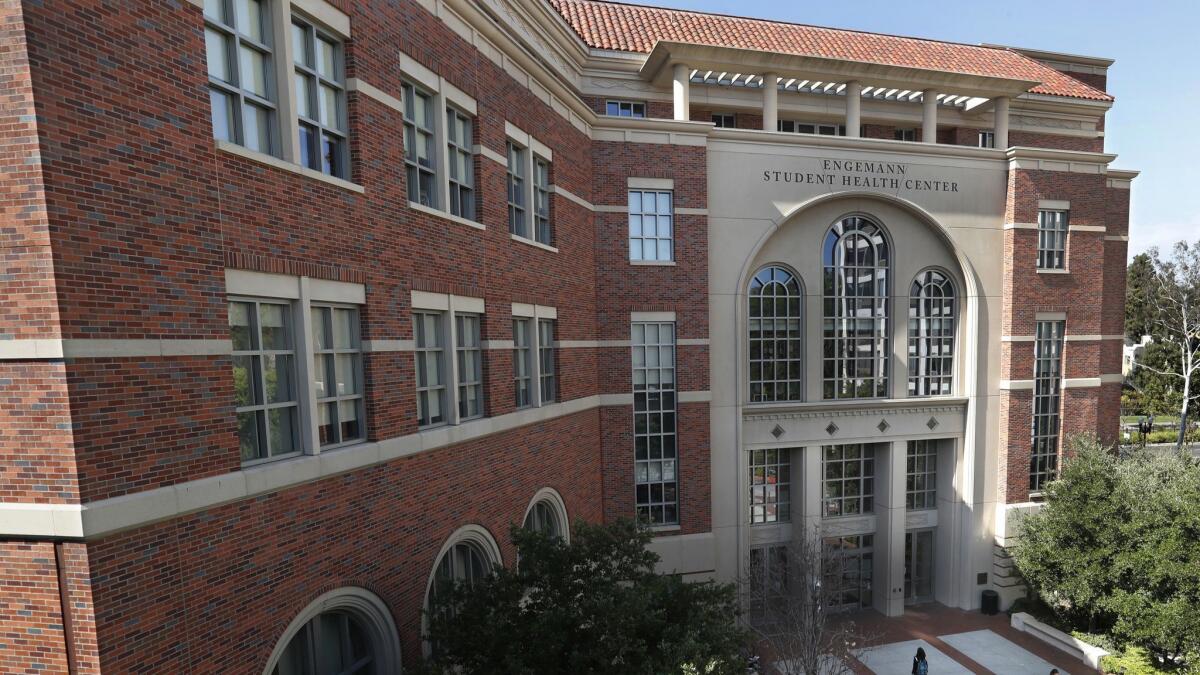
[547,0,1112,102]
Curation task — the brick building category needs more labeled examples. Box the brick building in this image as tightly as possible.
[0,0,1134,671]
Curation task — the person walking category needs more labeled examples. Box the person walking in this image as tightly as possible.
[912,647,929,675]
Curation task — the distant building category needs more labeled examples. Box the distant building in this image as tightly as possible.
[1124,335,1154,377]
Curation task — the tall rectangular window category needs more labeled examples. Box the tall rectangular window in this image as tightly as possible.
[633,322,677,526]
[533,156,552,245]
[230,300,300,462]
[538,319,557,403]
[311,305,364,447]
[749,448,791,524]
[455,314,483,420]
[204,0,277,154]
[446,108,475,220]
[292,17,347,178]
[822,444,875,517]
[413,311,447,428]
[1031,320,1066,492]
[513,318,533,408]
[1037,210,1069,270]
[507,142,527,237]
[824,535,874,609]
[906,440,938,510]
[978,130,995,148]
[748,544,788,619]
[402,81,437,207]
[629,190,673,262]
[605,100,645,118]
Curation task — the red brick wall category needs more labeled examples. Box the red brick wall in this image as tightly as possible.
[0,542,70,674]
[83,410,604,673]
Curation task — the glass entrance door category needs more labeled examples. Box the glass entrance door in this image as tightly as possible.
[905,529,934,603]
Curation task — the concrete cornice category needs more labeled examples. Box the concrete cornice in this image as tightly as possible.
[742,397,968,421]
[0,338,234,360]
[712,127,1005,163]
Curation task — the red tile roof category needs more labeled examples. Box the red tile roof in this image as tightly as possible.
[547,0,1112,101]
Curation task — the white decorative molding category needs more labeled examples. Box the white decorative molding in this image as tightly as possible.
[1099,373,1125,384]
[216,141,365,193]
[1069,225,1106,233]
[1038,199,1070,210]
[744,401,966,422]
[1003,222,1038,230]
[551,185,594,211]
[407,201,486,231]
[631,311,676,322]
[346,78,403,114]
[0,338,236,360]
[1061,377,1102,389]
[474,143,507,167]
[1104,235,1130,242]
[628,177,674,190]
[511,233,559,253]
[361,339,415,353]
[999,380,1035,390]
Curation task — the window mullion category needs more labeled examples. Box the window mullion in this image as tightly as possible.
[446,306,462,425]
[435,94,452,213]
[272,0,301,162]
[296,280,319,454]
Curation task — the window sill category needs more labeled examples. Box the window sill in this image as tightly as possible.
[630,259,676,266]
[407,202,486,231]
[1036,268,1069,275]
[649,524,681,533]
[215,140,365,194]
[510,233,558,253]
[240,450,304,468]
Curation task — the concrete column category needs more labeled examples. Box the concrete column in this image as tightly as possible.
[922,89,939,143]
[672,63,691,122]
[872,441,908,617]
[845,81,862,137]
[762,73,779,131]
[993,96,1010,149]
[801,446,822,533]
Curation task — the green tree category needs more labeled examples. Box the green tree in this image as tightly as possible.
[1129,340,1186,417]
[1012,435,1200,668]
[1132,243,1200,447]
[1126,252,1158,341]
[423,519,747,675]
[1011,435,1124,632]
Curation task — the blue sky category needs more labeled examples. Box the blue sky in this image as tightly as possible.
[643,0,1196,257]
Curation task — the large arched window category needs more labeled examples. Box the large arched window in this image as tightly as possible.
[424,526,502,656]
[265,588,401,675]
[523,487,569,542]
[822,216,891,399]
[749,266,803,402]
[908,269,956,396]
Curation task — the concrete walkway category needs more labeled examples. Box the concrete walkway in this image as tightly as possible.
[832,604,1098,675]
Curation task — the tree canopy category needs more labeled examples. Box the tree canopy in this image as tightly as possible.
[1012,435,1200,668]
[422,519,747,675]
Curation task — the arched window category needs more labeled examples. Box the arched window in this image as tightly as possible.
[274,611,375,675]
[908,269,956,396]
[822,216,891,399]
[265,588,401,675]
[749,266,803,402]
[424,526,502,656]
[435,541,490,588]
[523,487,569,541]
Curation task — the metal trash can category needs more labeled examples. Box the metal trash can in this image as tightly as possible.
[981,589,999,615]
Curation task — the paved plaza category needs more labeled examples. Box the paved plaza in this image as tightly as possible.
[819,605,1098,674]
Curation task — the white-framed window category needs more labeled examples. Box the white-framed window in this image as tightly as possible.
[822,443,876,518]
[204,0,279,155]
[906,439,938,510]
[823,216,890,400]
[749,448,791,524]
[712,113,735,128]
[231,299,301,462]
[533,157,552,246]
[267,588,401,675]
[402,81,438,208]
[894,128,916,142]
[507,141,527,237]
[1030,320,1065,493]
[629,189,673,262]
[513,318,533,408]
[311,304,364,448]
[425,526,501,656]
[1037,210,1069,270]
[538,319,557,403]
[978,130,995,148]
[908,269,956,397]
[748,265,803,402]
[413,311,448,428]
[633,321,677,526]
[522,489,569,541]
[292,16,347,178]
[778,120,844,135]
[446,107,475,220]
[226,271,368,465]
[606,99,645,118]
[455,313,484,420]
